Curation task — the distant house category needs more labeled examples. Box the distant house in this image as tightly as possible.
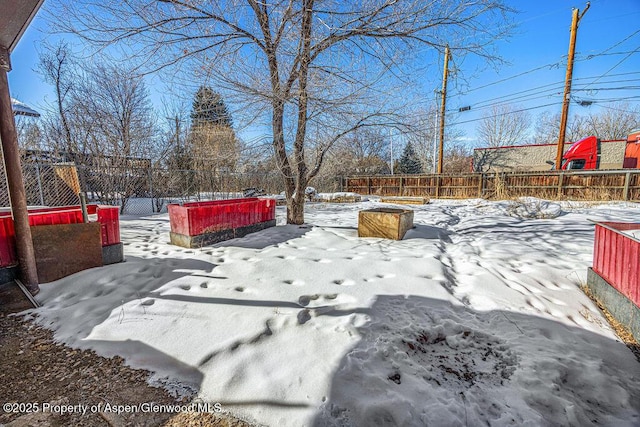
[11,98,40,117]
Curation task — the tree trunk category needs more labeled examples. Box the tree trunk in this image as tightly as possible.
[287,191,306,225]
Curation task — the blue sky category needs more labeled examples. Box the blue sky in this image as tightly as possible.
[6,0,640,147]
[445,0,640,144]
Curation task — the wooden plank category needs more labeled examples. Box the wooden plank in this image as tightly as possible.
[31,223,103,283]
[380,196,429,205]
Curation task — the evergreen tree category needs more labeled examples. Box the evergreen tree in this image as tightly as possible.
[397,142,423,174]
[190,86,233,128]
[188,86,238,175]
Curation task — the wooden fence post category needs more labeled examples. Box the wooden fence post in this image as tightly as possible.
[399,176,404,196]
[435,176,441,199]
[557,173,564,199]
[477,173,484,198]
[367,177,372,195]
[623,172,631,201]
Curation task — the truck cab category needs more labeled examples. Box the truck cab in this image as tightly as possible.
[561,135,600,170]
[623,130,640,168]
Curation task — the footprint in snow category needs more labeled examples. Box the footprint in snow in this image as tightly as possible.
[141,299,155,306]
[298,294,320,306]
[297,309,311,325]
[333,279,355,286]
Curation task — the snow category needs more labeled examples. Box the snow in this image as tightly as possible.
[314,192,362,202]
[25,197,640,426]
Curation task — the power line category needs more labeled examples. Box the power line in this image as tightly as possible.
[448,102,559,127]
[594,102,640,114]
[451,28,640,98]
[455,61,564,95]
[579,50,640,60]
[458,85,563,111]
[446,73,640,114]
[577,94,640,103]
[580,46,640,90]
[582,28,640,59]
[447,93,640,129]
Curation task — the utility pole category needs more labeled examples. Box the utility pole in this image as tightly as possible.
[432,90,439,173]
[389,128,394,175]
[556,2,590,170]
[437,45,450,174]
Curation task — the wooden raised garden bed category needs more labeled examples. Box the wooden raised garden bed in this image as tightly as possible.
[586,221,640,342]
[358,208,414,240]
[0,204,123,283]
[168,197,276,248]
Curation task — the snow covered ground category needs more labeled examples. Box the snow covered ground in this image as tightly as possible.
[26,198,640,426]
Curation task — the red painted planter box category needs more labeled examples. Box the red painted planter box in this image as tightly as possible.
[593,222,640,308]
[169,198,275,236]
[168,198,276,247]
[0,204,121,267]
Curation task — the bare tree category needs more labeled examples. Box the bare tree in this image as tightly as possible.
[476,104,531,147]
[15,118,43,151]
[51,0,515,223]
[587,103,640,140]
[532,111,590,144]
[75,64,156,159]
[322,127,389,176]
[37,42,77,153]
[443,140,473,174]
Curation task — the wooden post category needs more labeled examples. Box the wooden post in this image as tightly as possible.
[367,176,372,195]
[399,176,404,196]
[556,4,590,169]
[477,173,484,198]
[437,46,450,175]
[557,173,565,199]
[0,51,39,294]
[435,176,441,199]
[623,172,631,201]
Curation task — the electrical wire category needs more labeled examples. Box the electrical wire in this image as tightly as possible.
[455,61,564,95]
[451,27,640,98]
[580,28,640,60]
[448,102,560,127]
[580,46,640,90]
[445,73,640,114]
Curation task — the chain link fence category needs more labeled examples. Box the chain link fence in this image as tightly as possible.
[0,161,345,215]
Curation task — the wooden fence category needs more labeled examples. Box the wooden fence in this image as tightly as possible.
[344,170,640,202]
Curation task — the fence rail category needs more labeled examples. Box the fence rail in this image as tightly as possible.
[5,162,639,217]
[0,161,345,215]
[344,170,640,202]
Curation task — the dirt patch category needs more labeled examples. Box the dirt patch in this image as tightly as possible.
[0,313,253,427]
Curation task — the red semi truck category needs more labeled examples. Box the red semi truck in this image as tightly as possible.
[560,130,640,170]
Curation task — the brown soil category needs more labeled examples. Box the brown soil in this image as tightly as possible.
[0,283,254,427]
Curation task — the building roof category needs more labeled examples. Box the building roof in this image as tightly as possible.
[11,98,40,117]
[0,0,44,53]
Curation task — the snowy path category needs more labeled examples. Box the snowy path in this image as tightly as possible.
[28,199,640,426]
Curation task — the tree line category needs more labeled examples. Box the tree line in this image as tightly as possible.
[476,103,640,148]
[43,0,517,224]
